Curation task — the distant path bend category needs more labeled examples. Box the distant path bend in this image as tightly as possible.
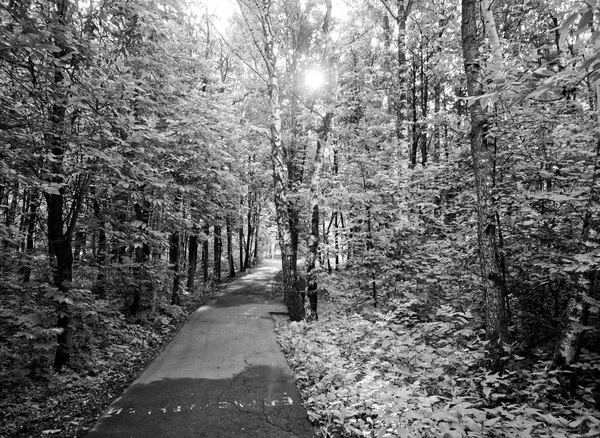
[87,259,313,438]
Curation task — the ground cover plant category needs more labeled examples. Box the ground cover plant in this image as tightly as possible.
[273,276,600,437]
[2,0,600,436]
[0,278,217,437]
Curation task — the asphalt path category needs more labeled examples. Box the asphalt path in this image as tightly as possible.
[87,259,313,437]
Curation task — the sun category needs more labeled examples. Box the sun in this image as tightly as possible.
[305,69,326,90]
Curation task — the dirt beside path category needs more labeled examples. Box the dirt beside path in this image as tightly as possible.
[86,259,313,437]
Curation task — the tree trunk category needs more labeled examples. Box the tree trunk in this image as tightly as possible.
[5,181,19,229]
[187,232,199,292]
[481,0,503,72]
[554,139,600,372]
[461,0,509,369]
[244,208,253,269]
[238,225,245,272]
[420,45,428,166]
[46,190,74,371]
[259,0,303,321]
[46,0,77,371]
[433,82,441,162]
[21,188,39,282]
[253,215,260,263]
[91,194,107,298]
[388,0,413,161]
[170,231,181,305]
[203,223,210,283]
[226,217,235,277]
[410,62,418,168]
[307,110,331,319]
[214,224,222,283]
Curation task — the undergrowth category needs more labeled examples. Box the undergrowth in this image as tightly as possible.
[0,278,217,437]
[275,292,600,437]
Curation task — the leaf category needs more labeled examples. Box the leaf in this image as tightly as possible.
[480,94,491,109]
[41,182,63,195]
[533,68,555,77]
[130,220,146,229]
[37,43,62,53]
[484,417,501,427]
[559,13,579,47]
[14,331,36,340]
[577,8,595,33]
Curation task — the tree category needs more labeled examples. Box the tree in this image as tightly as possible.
[236,0,305,320]
[381,0,414,163]
[461,0,509,369]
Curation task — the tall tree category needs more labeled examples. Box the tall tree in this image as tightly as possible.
[306,0,336,320]
[461,0,508,369]
[237,0,304,320]
[226,216,236,277]
[381,0,414,162]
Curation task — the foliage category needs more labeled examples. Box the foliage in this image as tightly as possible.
[0,276,214,437]
[276,299,600,437]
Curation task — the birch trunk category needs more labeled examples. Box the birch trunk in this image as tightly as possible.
[461,0,509,369]
[259,0,304,321]
[554,139,600,370]
[395,0,410,159]
[481,0,503,72]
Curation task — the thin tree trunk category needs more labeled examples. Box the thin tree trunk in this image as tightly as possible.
[214,224,222,283]
[245,208,253,269]
[239,225,245,272]
[420,46,428,166]
[334,212,340,270]
[253,215,260,263]
[410,63,418,168]
[187,232,199,292]
[307,113,327,319]
[19,188,29,251]
[203,223,210,283]
[305,0,335,320]
[461,0,509,369]
[392,0,412,161]
[21,188,39,282]
[554,138,600,371]
[226,217,235,277]
[433,82,441,162]
[5,181,19,229]
[170,231,181,305]
[91,193,106,298]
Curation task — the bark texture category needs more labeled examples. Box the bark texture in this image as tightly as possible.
[260,0,304,321]
[461,0,509,369]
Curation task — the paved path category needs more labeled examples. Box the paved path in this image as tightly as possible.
[87,259,313,437]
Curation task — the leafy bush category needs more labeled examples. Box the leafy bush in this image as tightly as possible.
[276,300,600,437]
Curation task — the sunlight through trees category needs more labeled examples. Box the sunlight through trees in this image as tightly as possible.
[1,0,600,435]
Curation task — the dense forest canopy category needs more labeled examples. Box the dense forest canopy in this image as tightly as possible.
[1,0,600,436]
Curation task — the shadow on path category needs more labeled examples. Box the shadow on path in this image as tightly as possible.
[87,259,313,438]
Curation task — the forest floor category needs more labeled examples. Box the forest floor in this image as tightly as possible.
[0,268,256,438]
[271,273,600,438]
[3,265,600,438]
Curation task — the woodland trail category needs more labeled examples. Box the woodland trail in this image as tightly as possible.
[86,259,313,438]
